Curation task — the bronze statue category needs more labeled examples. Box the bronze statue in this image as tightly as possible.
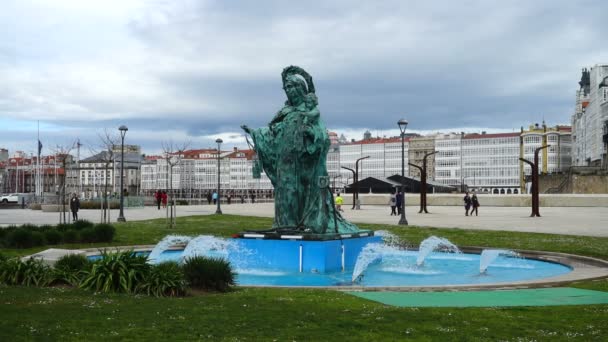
[242,66,359,234]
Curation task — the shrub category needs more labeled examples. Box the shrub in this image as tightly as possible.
[39,224,54,232]
[44,230,63,245]
[31,231,46,247]
[56,223,72,232]
[29,203,42,210]
[73,219,94,231]
[6,229,34,248]
[182,256,235,292]
[80,228,96,243]
[52,254,91,286]
[0,257,50,287]
[176,200,189,205]
[137,261,186,297]
[93,224,116,243]
[80,250,150,293]
[63,230,79,243]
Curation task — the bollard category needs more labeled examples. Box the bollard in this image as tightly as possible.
[21,197,25,209]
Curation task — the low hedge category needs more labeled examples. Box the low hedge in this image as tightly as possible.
[0,221,116,248]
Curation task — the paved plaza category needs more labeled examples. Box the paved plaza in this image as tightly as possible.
[1,203,606,237]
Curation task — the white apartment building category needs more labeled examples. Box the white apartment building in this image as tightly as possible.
[140,148,272,197]
[461,132,521,194]
[521,124,572,179]
[434,133,463,187]
[79,151,141,199]
[338,138,409,190]
[571,65,608,168]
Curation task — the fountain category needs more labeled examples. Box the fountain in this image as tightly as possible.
[132,66,573,287]
[479,249,520,274]
[416,236,461,266]
[147,235,191,263]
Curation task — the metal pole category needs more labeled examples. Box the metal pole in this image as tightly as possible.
[117,126,128,222]
[215,138,223,214]
[399,129,408,225]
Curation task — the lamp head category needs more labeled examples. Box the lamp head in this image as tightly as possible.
[215,138,223,145]
[397,119,408,133]
[119,125,128,138]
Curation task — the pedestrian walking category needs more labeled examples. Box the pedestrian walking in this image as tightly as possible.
[212,191,218,205]
[162,191,168,209]
[70,193,80,222]
[463,192,472,216]
[227,193,232,205]
[155,190,162,210]
[206,192,212,205]
[471,192,480,216]
[395,190,403,215]
[335,193,344,212]
[389,192,397,216]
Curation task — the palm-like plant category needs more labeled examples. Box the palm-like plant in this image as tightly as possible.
[80,250,149,293]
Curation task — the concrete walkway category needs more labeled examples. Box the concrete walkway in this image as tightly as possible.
[1,203,607,237]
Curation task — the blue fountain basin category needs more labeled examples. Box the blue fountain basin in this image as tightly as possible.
[89,248,572,287]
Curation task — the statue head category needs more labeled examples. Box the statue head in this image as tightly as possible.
[283,74,307,106]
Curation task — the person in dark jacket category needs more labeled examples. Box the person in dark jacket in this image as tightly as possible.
[471,192,480,216]
[70,193,80,222]
[395,190,403,215]
[463,192,472,216]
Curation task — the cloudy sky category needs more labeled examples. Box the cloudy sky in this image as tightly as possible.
[1,0,607,156]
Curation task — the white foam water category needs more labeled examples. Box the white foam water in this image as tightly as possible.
[416,236,461,266]
[181,235,234,261]
[479,249,520,273]
[147,235,192,263]
[235,269,287,276]
[380,266,442,275]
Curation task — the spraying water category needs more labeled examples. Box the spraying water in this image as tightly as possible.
[416,236,461,266]
[479,249,519,273]
[147,235,192,263]
[375,230,401,247]
[181,235,234,261]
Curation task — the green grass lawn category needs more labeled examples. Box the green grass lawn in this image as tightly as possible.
[1,214,608,341]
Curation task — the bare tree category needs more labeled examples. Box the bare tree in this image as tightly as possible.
[161,140,190,228]
[90,129,120,224]
[51,143,76,224]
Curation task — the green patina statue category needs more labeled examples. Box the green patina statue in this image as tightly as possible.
[241,66,360,235]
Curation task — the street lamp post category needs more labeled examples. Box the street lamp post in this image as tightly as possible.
[117,125,128,222]
[215,138,223,214]
[398,118,409,225]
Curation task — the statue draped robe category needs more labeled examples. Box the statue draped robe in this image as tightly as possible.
[249,102,359,234]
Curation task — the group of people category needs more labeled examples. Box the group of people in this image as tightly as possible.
[388,191,404,216]
[463,191,480,216]
[153,190,168,209]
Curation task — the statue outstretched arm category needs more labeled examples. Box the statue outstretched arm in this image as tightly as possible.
[241,124,251,134]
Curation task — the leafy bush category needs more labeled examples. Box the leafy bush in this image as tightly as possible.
[6,229,34,248]
[44,230,63,245]
[73,219,94,231]
[182,256,235,292]
[80,250,150,293]
[80,228,96,243]
[137,261,186,297]
[0,257,50,287]
[56,223,72,232]
[63,230,79,243]
[93,224,116,243]
[31,231,46,246]
[52,254,91,286]
[176,200,189,205]
[29,203,42,210]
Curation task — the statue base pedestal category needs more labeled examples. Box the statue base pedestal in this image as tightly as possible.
[232,230,380,273]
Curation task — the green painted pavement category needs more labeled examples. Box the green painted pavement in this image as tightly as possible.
[348,288,608,307]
